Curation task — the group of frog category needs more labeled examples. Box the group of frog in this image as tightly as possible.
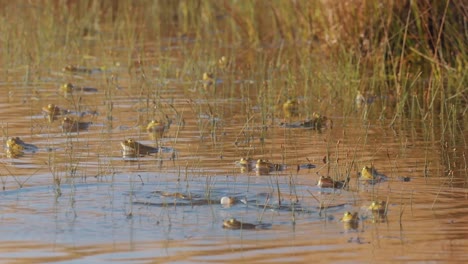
[7,112,166,159]
[5,64,390,230]
[223,97,389,230]
[6,63,171,158]
[225,159,390,230]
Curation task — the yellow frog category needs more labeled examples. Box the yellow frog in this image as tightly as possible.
[42,104,67,116]
[238,157,255,172]
[6,137,24,151]
[146,120,166,135]
[202,72,214,89]
[256,159,284,175]
[61,83,98,94]
[360,166,387,183]
[218,56,229,69]
[5,137,38,158]
[282,98,299,118]
[42,104,68,122]
[312,112,333,129]
[368,200,386,213]
[341,211,359,223]
[120,138,159,156]
[361,166,375,180]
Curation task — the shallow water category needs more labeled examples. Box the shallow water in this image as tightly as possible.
[1,10,467,264]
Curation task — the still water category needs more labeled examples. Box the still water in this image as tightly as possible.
[0,14,467,264]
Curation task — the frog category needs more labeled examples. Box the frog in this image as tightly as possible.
[317,176,345,189]
[42,104,68,117]
[237,157,255,172]
[282,98,299,118]
[5,137,38,158]
[360,166,387,183]
[255,159,283,175]
[368,200,386,213]
[223,218,257,230]
[120,138,159,156]
[146,120,166,137]
[341,211,359,223]
[218,56,229,69]
[280,112,332,129]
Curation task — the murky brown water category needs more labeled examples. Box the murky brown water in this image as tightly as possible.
[1,6,467,263]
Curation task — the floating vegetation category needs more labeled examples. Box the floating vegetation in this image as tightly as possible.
[298,163,317,169]
[280,113,333,130]
[60,83,98,94]
[63,65,104,74]
[133,191,219,206]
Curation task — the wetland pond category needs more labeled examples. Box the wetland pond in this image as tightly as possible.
[0,5,467,263]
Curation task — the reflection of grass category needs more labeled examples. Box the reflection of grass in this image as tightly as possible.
[1,164,38,189]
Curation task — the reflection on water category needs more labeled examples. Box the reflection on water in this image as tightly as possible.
[1,72,466,262]
[1,89,466,263]
[0,16,466,264]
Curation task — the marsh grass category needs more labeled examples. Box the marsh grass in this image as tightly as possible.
[3,0,463,173]
[0,2,465,258]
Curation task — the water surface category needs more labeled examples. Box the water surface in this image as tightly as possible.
[0,7,467,263]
